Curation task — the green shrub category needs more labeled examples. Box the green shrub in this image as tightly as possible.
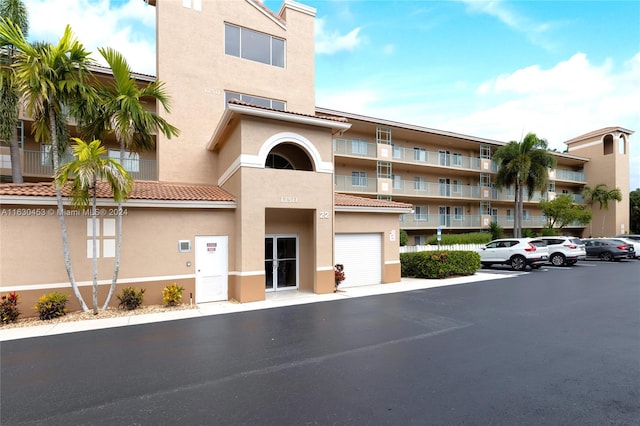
[0,292,20,324]
[427,232,492,245]
[399,229,408,246]
[117,286,146,310]
[162,283,185,307]
[34,292,68,320]
[400,250,481,279]
[488,221,503,240]
[541,227,559,236]
[521,228,537,238]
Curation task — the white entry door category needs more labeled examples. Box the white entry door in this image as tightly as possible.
[195,236,228,303]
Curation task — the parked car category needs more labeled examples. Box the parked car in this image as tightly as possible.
[583,238,634,261]
[540,236,586,266]
[615,236,640,258]
[478,238,549,271]
[616,234,640,242]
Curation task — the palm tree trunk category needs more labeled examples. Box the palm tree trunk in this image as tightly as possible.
[92,178,98,315]
[102,146,125,310]
[9,114,23,183]
[49,107,89,312]
[601,211,607,237]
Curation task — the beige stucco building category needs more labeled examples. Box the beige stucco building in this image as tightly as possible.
[0,0,633,314]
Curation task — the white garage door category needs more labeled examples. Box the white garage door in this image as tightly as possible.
[335,233,382,288]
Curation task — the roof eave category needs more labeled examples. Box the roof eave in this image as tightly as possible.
[207,103,351,151]
[0,195,236,209]
[335,206,413,214]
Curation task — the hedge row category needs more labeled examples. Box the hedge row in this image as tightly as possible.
[400,250,481,279]
[426,232,492,245]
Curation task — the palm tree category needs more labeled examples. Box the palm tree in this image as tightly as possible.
[77,47,179,310]
[0,0,28,183]
[582,183,622,237]
[55,138,133,315]
[0,19,97,311]
[493,133,557,238]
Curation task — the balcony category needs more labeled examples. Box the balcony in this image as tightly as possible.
[400,214,551,230]
[335,175,548,202]
[392,180,480,199]
[333,139,377,158]
[392,146,482,171]
[555,169,585,182]
[5,150,158,181]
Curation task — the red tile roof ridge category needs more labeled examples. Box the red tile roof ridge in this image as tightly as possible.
[334,193,412,209]
[0,181,235,202]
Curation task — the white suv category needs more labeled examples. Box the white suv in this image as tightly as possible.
[540,236,587,266]
[478,238,549,271]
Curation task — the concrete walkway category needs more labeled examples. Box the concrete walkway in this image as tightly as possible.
[0,272,515,342]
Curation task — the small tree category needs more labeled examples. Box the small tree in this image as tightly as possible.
[55,138,132,314]
[488,221,503,240]
[539,194,592,230]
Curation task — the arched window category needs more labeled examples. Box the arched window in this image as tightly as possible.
[265,143,313,171]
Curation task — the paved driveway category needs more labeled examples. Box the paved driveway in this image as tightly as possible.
[2,260,639,425]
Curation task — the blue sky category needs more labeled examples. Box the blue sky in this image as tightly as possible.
[23,0,640,189]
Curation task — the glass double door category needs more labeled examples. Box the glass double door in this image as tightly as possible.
[265,235,298,291]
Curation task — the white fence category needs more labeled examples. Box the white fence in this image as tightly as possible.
[400,244,485,253]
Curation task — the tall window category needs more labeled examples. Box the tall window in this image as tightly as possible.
[413,147,426,162]
[225,23,285,68]
[392,175,402,190]
[452,152,463,167]
[454,206,464,220]
[40,144,52,166]
[452,179,461,193]
[392,144,403,159]
[414,177,426,191]
[438,150,450,166]
[351,139,368,155]
[352,171,367,187]
[225,91,285,110]
[414,206,428,221]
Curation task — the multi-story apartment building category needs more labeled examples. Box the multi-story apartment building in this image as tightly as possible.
[0,0,632,314]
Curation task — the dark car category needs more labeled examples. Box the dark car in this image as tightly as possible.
[583,238,634,261]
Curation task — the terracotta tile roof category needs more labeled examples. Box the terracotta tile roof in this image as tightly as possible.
[564,126,634,145]
[0,181,235,202]
[334,193,412,210]
[228,98,349,124]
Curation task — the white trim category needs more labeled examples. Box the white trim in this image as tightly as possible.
[567,140,602,152]
[208,103,351,150]
[229,270,264,277]
[316,266,334,272]
[217,133,334,186]
[1,274,196,293]
[385,260,401,265]
[0,195,236,209]
[246,0,287,30]
[258,132,332,173]
[335,206,413,214]
[279,0,316,17]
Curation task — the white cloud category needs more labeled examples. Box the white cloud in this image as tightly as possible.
[25,0,156,74]
[458,0,558,50]
[315,17,362,55]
